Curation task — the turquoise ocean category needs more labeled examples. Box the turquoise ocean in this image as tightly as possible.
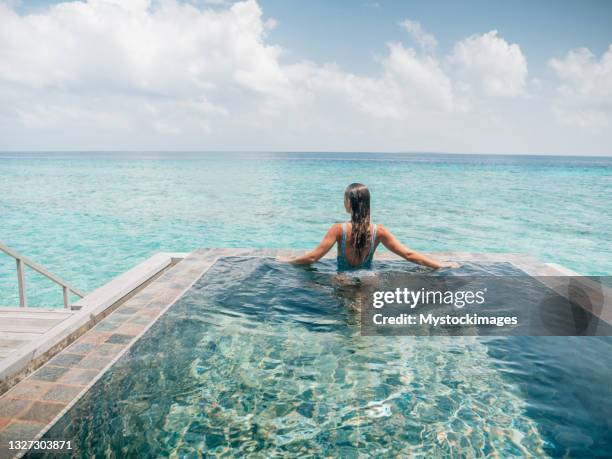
[0,152,610,307]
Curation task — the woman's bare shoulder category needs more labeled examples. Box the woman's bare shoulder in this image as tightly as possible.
[329,223,342,235]
[376,224,390,239]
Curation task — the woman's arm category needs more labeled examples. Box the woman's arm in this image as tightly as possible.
[378,225,459,269]
[286,224,341,265]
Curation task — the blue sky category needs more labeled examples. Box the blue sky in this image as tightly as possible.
[1,0,611,154]
[262,0,612,73]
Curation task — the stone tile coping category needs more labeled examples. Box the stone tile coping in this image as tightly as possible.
[0,249,604,458]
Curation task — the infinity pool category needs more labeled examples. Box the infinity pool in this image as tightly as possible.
[37,258,612,457]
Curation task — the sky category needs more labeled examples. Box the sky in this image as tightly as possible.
[0,0,611,154]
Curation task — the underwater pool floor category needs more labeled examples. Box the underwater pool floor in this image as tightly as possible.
[0,249,593,458]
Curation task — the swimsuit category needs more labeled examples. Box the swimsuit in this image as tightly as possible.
[337,222,377,271]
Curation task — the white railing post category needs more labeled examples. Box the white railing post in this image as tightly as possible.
[16,258,28,308]
[63,286,70,309]
[1,241,86,308]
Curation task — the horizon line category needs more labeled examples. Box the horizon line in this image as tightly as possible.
[1,150,611,158]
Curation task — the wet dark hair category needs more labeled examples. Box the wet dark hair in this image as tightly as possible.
[344,183,371,260]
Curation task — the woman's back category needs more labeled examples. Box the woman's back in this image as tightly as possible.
[337,222,378,270]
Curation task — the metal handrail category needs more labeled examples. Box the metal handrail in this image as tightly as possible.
[0,242,86,309]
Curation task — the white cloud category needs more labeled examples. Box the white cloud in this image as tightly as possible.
[400,19,437,52]
[200,0,229,5]
[549,45,612,128]
[381,42,452,111]
[0,1,609,154]
[450,30,528,97]
[285,42,453,119]
[0,0,293,139]
[0,0,286,95]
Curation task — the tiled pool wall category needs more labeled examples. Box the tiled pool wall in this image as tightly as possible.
[0,249,582,458]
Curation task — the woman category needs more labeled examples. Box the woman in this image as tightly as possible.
[288,183,459,270]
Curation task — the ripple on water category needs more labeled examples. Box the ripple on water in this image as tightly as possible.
[42,259,612,457]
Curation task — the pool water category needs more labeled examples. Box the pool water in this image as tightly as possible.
[38,258,612,457]
[1,152,611,308]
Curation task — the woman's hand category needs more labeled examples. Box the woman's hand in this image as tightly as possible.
[276,256,295,263]
[438,261,461,269]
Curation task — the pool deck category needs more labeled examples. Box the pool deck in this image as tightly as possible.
[0,249,603,458]
[0,309,76,361]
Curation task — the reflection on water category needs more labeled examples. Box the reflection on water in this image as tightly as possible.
[38,259,611,457]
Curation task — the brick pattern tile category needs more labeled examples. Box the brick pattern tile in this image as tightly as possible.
[42,385,83,404]
[105,334,133,345]
[76,355,113,371]
[59,369,99,386]
[5,381,52,402]
[18,402,64,423]
[114,323,147,336]
[47,353,85,368]
[90,344,123,359]
[0,420,46,457]
[78,331,112,345]
[65,342,96,355]
[30,366,69,383]
[0,400,30,419]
